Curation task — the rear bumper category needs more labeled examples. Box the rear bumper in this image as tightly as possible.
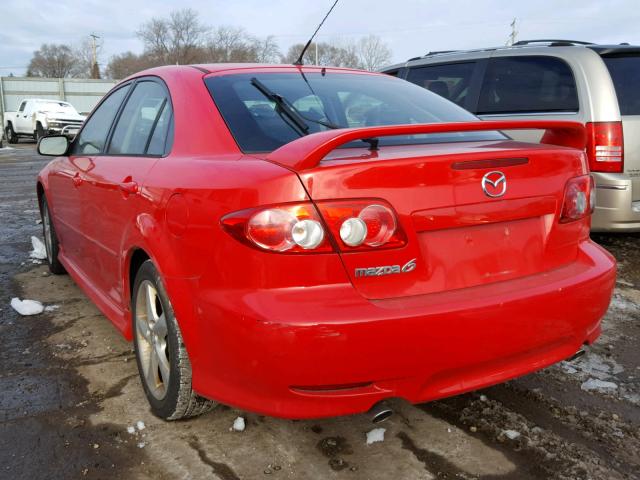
[592,172,640,232]
[178,240,615,419]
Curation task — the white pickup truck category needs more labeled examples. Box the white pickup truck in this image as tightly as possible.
[3,98,85,144]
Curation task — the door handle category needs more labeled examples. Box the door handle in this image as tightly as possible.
[72,172,83,187]
[119,180,139,195]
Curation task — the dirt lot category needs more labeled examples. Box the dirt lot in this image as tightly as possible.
[1,143,639,480]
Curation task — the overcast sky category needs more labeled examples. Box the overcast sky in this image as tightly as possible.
[1,0,639,75]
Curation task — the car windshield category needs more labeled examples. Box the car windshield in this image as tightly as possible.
[205,72,504,153]
[36,101,78,115]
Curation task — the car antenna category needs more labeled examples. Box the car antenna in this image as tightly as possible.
[294,0,340,66]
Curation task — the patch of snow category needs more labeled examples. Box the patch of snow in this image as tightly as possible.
[127,426,136,434]
[10,297,44,316]
[581,378,618,392]
[232,417,245,432]
[136,421,145,431]
[504,430,521,440]
[561,352,623,381]
[0,147,14,151]
[30,236,47,260]
[479,395,487,402]
[366,427,386,445]
[137,442,146,448]
[44,305,59,312]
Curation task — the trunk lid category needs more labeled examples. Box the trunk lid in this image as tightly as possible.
[299,140,588,299]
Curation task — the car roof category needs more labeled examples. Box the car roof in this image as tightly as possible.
[385,41,640,70]
[128,63,376,80]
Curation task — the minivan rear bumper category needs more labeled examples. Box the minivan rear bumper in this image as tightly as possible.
[181,240,616,419]
[592,172,640,231]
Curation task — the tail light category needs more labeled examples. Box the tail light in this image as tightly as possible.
[221,200,406,253]
[316,201,406,250]
[585,122,624,173]
[560,175,594,223]
[221,203,332,253]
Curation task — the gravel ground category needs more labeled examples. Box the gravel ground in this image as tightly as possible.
[1,143,638,480]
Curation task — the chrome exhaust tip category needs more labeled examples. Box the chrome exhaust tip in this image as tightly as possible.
[369,401,393,424]
[567,349,586,362]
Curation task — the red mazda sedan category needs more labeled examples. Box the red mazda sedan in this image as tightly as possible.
[36,64,616,420]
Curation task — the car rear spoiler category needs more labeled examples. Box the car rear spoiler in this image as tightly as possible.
[265,120,586,171]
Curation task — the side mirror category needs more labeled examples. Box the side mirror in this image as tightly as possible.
[38,135,70,156]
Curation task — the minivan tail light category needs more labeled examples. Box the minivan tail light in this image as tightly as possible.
[585,122,624,173]
[560,175,593,223]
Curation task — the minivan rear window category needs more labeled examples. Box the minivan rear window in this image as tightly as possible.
[477,56,579,115]
[603,55,640,115]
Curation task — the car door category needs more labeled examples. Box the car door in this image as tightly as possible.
[54,84,132,273]
[78,79,174,308]
[15,100,30,133]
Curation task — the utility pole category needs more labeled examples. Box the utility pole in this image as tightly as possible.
[89,34,101,79]
[507,18,518,46]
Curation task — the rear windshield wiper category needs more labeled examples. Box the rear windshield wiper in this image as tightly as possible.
[251,76,378,150]
[251,78,310,136]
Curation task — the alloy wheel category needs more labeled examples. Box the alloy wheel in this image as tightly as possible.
[135,280,171,400]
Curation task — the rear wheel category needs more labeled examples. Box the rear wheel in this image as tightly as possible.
[5,125,18,144]
[132,260,216,420]
[40,197,66,274]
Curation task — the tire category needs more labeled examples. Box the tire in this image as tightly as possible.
[6,125,18,144]
[40,197,66,274]
[35,123,46,142]
[132,260,216,420]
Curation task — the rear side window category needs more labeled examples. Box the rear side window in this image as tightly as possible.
[602,56,640,115]
[406,62,476,107]
[108,81,171,156]
[73,85,131,155]
[477,56,578,114]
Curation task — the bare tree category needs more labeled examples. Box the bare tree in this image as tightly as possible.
[26,44,79,78]
[283,41,360,68]
[105,52,155,79]
[137,8,208,65]
[207,26,259,63]
[356,35,392,71]
[254,35,281,64]
[74,37,104,78]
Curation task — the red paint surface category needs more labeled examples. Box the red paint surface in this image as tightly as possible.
[38,65,616,419]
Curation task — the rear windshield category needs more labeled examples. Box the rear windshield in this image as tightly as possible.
[603,55,640,115]
[205,72,503,153]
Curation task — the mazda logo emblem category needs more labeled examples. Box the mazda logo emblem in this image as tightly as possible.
[481,171,507,198]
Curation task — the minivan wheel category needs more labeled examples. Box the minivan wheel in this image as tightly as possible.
[132,260,216,420]
[40,197,66,274]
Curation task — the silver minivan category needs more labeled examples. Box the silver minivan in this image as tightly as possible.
[382,40,640,232]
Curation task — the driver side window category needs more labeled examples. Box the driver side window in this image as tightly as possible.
[72,85,131,155]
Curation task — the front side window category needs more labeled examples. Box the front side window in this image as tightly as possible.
[72,85,131,155]
[477,56,578,114]
[206,72,503,153]
[406,62,476,107]
[108,81,171,156]
[18,101,26,112]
